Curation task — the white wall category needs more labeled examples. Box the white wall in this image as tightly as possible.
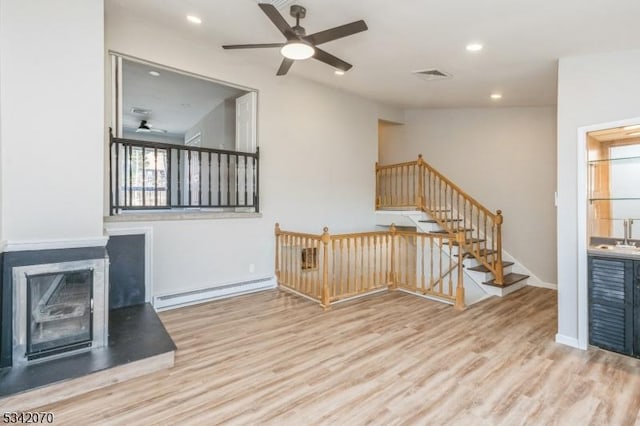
[185,98,237,151]
[556,49,640,347]
[0,0,105,242]
[105,14,398,296]
[378,107,557,284]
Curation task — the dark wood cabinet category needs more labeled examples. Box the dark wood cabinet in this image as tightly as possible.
[588,256,635,356]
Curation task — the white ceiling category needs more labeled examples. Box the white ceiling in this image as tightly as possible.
[109,0,640,108]
[122,59,246,136]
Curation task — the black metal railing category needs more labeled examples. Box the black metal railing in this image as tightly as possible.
[110,137,259,215]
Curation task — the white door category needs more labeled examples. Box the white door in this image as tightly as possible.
[236,92,257,153]
[235,92,257,207]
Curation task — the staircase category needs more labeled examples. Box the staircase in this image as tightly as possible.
[375,155,529,304]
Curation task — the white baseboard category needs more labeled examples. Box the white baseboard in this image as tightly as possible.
[2,236,109,252]
[154,277,277,311]
[528,281,557,290]
[555,333,585,350]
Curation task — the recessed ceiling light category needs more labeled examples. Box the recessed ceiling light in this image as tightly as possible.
[187,15,202,25]
[334,70,345,76]
[149,71,160,77]
[623,124,640,131]
[490,93,502,100]
[466,43,483,52]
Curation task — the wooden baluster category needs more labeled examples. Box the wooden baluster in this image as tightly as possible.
[455,232,466,310]
[448,235,453,297]
[427,169,431,211]
[491,223,496,269]
[284,233,289,286]
[417,155,423,209]
[404,235,410,287]
[483,214,488,269]
[477,209,481,259]
[388,224,397,289]
[495,210,504,285]
[295,235,299,290]
[375,163,380,209]
[275,224,281,284]
[429,237,435,291]
[450,184,454,229]
[360,235,365,293]
[438,235,443,293]
[301,236,305,293]
[331,238,337,298]
[340,238,351,294]
[321,227,331,309]
[372,235,377,289]
[420,235,425,292]
[364,235,369,291]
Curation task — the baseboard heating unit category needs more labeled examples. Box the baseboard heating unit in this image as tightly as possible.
[154,277,276,311]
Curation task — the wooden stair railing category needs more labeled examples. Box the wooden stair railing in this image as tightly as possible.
[275,224,466,310]
[376,155,504,285]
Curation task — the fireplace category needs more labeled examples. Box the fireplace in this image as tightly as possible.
[12,258,108,365]
[25,269,93,360]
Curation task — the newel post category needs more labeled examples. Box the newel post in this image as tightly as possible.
[388,224,398,290]
[274,223,281,284]
[495,210,504,285]
[321,227,331,309]
[417,154,424,209]
[454,232,466,310]
[375,161,381,209]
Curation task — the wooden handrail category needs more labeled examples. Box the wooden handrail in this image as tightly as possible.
[418,155,496,220]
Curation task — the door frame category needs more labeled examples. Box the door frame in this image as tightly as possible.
[576,116,640,350]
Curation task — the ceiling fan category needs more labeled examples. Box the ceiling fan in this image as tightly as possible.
[136,120,167,134]
[222,3,368,76]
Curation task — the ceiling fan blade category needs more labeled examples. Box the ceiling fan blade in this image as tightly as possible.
[276,58,294,76]
[312,48,353,72]
[304,20,368,45]
[223,43,285,50]
[258,3,297,40]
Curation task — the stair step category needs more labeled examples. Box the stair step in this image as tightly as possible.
[467,261,514,273]
[419,219,463,223]
[451,238,485,246]
[483,272,529,288]
[430,228,474,235]
[457,249,496,258]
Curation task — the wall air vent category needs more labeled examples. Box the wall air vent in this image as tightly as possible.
[412,69,453,81]
[255,0,295,9]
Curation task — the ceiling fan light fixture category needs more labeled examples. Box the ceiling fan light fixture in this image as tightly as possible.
[280,41,315,60]
[136,120,151,133]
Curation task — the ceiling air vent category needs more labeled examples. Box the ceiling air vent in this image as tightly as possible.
[255,0,295,9]
[413,69,452,81]
[130,107,151,115]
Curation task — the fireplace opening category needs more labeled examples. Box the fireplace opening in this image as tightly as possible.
[25,269,93,360]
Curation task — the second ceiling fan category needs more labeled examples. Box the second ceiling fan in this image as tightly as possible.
[222,3,368,76]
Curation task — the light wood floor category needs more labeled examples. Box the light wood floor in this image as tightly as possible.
[41,287,640,425]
